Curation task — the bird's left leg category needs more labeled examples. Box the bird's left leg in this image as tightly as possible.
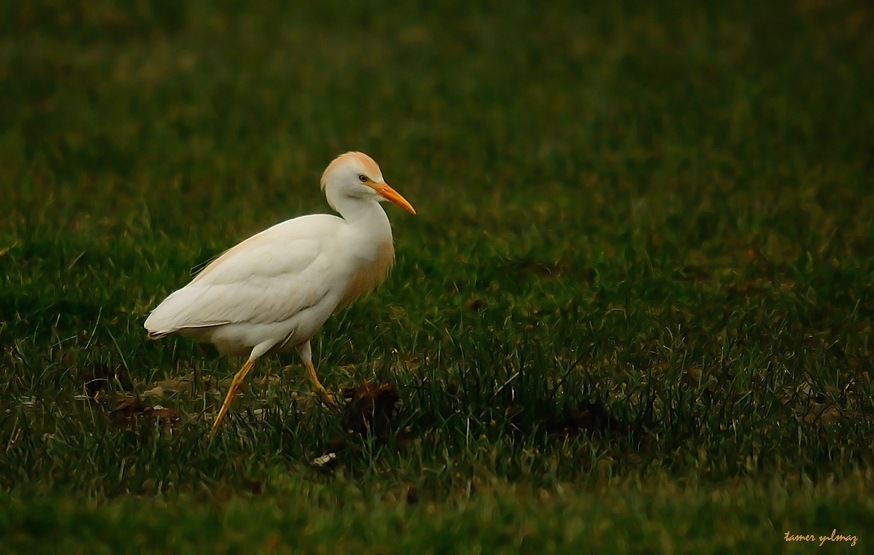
[305,361,338,411]
[297,341,339,412]
[211,357,258,433]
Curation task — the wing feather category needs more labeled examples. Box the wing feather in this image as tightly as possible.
[145,215,343,334]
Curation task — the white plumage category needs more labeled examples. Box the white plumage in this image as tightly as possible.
[144,152,416,431]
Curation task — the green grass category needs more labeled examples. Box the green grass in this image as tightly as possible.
[2,0,874,552]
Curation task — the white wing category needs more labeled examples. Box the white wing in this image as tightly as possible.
[144,215,345,335]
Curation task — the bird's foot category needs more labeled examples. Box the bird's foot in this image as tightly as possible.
[305,362,340,414]
[316,387,340,413]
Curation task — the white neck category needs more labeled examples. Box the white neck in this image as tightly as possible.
[329,193,392,237]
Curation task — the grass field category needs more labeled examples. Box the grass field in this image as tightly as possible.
[2,0,874,552]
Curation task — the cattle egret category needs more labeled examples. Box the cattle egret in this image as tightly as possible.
[144,152,416,432]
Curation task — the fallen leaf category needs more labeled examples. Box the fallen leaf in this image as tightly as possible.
[341,381,400,436]
[310,452,338,469]
[109,399,181,429]
[143,376,193,399]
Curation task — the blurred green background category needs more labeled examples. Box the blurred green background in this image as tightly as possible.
[1,0,873,552]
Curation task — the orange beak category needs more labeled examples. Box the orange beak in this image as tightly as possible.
[376,183,416,214]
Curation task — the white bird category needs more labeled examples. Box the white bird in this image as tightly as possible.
[144,152,416,432]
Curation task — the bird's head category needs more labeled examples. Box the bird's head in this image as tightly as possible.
[320,152,416,215]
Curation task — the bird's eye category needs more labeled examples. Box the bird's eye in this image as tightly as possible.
[358,174,368,183]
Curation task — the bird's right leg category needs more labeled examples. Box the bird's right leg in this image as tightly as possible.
[211,358,258,434]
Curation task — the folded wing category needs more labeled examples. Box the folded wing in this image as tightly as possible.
[145,217,341,336]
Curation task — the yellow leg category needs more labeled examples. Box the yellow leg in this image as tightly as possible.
[211,358,257,434]
[304,361,339,412]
